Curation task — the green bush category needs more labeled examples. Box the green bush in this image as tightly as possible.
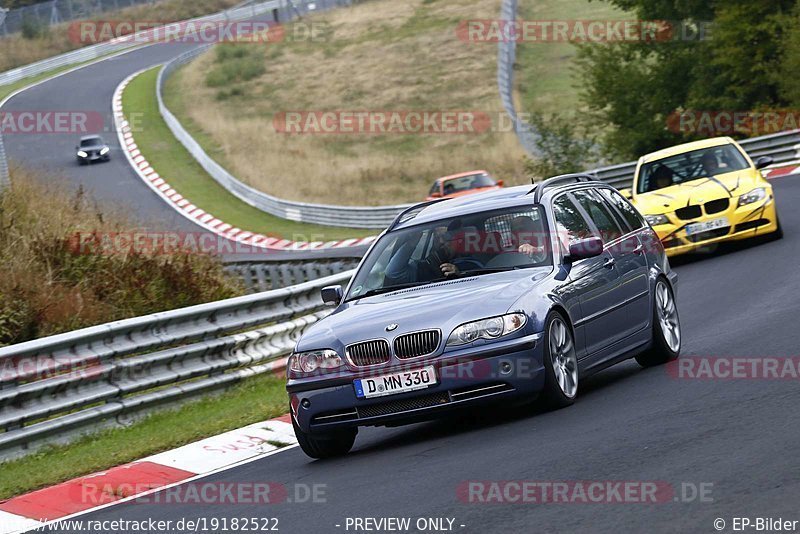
[206,45,266,87]
[0,166,243,347]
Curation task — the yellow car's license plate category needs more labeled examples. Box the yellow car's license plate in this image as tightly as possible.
[686,217,730,236]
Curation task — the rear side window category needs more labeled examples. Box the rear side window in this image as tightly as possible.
[570,189,623,243]
[553,195,593,251]
[600,189,645,231]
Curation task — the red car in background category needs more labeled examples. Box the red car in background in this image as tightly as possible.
[426,170,504,200]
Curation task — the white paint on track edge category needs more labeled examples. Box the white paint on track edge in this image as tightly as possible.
[5,419,300,534]
[112,69,377,252]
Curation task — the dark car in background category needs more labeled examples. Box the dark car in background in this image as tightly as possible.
[76,135,111,165]
[287,175,681,459]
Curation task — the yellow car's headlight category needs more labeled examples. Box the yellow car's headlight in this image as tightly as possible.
[645,214,670,226]
[738,187,767,207]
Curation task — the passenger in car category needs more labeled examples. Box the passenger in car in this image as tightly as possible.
[510,216,546,260]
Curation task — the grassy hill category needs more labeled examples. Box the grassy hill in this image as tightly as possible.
[165,0,529,206]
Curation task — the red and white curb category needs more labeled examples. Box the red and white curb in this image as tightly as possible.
[0,415,297,534]
[112,70,377,252]
[762,160,800,179]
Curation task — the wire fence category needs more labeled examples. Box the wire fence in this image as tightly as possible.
[0,0,161,36]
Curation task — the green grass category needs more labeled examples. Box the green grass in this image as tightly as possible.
[122,67,374,241]
[0,374,289,500]
[515,0,627,114]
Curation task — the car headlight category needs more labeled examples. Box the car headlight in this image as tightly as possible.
[77,151,88,158]
[738,187,767,207]
[100,147,110,155]
[645,214,670,226]
[288,349,344,375]
[446,313,527,347]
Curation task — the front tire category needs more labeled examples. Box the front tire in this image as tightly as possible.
[540,311,578,409]
[292,416,356,459]
[636,278,681,367]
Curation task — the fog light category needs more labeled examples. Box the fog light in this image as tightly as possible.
[301,399,311,409]
[500,361,513,375]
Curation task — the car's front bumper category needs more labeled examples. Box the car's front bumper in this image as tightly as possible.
[652,196,779,257]
[287,332,545,434]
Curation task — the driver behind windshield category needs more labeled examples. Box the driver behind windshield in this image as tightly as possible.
[700,152,720,176]
[384,222,464,285]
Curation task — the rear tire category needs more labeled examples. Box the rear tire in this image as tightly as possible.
[540,311,578,409]
[292,416,356,459]
[636,278,681,367]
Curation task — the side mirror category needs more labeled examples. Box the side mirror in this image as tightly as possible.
[496,180,505,187]
[619,188,633,199]
[321,285,343,306]
[755,156,774,170]
[565,236,604,263]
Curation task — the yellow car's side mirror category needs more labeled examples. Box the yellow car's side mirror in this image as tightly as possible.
[620,188,633,200]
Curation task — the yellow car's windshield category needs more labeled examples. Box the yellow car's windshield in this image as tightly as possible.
[638,144,750,194]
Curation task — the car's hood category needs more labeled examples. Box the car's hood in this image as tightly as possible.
[632,169,761,215]
[297,270,549,351]
[79,144,106,151]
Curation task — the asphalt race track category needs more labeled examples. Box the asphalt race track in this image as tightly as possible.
[40,175,800,533]
[1,27,370,261]
[3,42,203,231]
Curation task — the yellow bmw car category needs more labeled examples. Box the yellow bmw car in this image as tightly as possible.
[624,137,782,256]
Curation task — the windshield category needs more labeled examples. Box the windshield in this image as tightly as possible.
[441,173,496,195]
[80,137,102,147]
[346,205,552,301]
[637,144,750,194]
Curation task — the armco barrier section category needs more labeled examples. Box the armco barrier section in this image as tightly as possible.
[0,131,8,191]
[0,270,353,460]
[591,129,800,189]
[224,256,361,293]
[0,0,285,88]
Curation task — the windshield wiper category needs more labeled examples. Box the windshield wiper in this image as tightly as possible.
[346,281,440,302]
[457,267,523,277]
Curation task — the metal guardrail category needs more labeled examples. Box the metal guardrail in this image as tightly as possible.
[0,0,282,88]
[0,132,8,191]
[0,0,155,36]
[224,256,360,293]
[156,28,412,229]
[497,0,540,158]
[0,270,354,460]
[590,129,800,189]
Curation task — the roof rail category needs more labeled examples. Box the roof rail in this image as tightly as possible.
[530,173,597,204]
[387,198,449,231]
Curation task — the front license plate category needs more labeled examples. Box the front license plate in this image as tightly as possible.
[354,366,437,399]
[685,217,729,236]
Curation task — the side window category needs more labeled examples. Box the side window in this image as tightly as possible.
[570,189,623,243]
[553,195,593,252]
[599,189,645,231]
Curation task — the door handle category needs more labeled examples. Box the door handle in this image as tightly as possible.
[603,257,616,269]
[632,244,644,255]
